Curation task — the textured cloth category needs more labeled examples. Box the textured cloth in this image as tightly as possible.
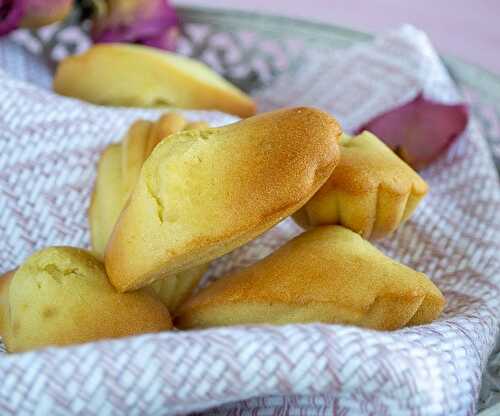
[0,26,499,415]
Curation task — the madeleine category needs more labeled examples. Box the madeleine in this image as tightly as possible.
[53,44,256,117]
[3,247,172,353]
[105,107,342,291]
[0,270,14,336]
[90,113,193,256]
[293,131,428,239]
[176,226,445,330]
[89,113,210,312]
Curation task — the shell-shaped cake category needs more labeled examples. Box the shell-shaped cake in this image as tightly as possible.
[293,131,428,239]
[104,107,342,292]
[54,44,256,117]
[176,226,445,330]
[3,247,172,353]
[89,113,210,313]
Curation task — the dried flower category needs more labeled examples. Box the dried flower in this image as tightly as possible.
[91,0,178,51]
[357,94,469,170]
[0,0,24,36]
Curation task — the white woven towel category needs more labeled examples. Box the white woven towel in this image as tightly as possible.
[0,26,499,415]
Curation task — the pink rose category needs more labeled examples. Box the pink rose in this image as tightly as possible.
[0,0,25,36]
[357,94,469,170]
[91,0,179,51]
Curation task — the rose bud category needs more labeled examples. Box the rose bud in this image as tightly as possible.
[91,0,179,51]
[0,0,24,36]
[357,94,469,170]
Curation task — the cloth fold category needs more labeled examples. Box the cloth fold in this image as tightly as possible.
[0,25,499,415]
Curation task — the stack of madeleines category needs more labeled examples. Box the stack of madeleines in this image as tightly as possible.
[0,44,445,353]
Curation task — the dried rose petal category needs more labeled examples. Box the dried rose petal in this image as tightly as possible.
[92,0,179,51]
[356,94,469,170]
[0,0,25,36]
[20,0,73,28]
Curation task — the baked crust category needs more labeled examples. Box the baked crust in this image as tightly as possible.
[150,264,209,315]
[105,107,342,291]
[3,247,172,353]
[0,270,14,336]
[53,43,256,117]
[89,113,211,311]
[89,144,124,257]
[293,131,428,239]
[176,226,445,330]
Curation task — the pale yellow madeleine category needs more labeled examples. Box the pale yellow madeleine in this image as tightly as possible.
[3,247,172,353]
[89,144,124,257]
[145,112,187,157]
[121,120,152,195]
[150,265,209,313]
[0,270,14,336]
[105,107,342,292]
[89,113,210,312]
[53,44,256,117]
[176,226,445,330]
[293,131,428,239]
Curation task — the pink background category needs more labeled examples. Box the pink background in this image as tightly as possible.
[173,0,500,74]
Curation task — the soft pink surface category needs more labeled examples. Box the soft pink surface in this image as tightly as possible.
[174,0,500,74]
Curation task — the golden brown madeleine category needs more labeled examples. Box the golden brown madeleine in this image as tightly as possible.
[0,270,15,336]
[176,226,445,330]
[150,263,209,314]
[293,131,428,239]
[53,44,256,117]
[105,107,342,291]
[3,247,172,353]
